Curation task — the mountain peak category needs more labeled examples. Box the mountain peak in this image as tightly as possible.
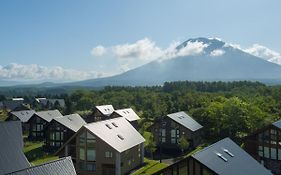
[177,37,226,54]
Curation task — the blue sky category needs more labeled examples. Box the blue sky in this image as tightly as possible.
[0,0,281,82]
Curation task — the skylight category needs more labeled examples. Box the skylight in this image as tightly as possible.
[112,122,118,127]
[117,134,124,140]
[105,124,112,129]
[216,152,228,162]
[223,148,234,157]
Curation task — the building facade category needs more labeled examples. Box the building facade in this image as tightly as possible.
[151,111,203,150]
[45,114,86,152]
[56,117,145,175]
[28,110,62,140]
[244,121,281,175]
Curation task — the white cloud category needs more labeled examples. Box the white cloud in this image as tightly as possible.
[0,63,102,82]
[112,38,163,61]
[210,49,225,57]
[244,44,281,65]
[91,45,107,56]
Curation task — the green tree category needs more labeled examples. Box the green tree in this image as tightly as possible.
[178,136,190,154]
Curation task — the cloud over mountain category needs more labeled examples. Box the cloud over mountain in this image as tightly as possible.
[0,63,100,82]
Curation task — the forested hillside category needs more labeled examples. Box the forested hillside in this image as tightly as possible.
[64,81,281,142]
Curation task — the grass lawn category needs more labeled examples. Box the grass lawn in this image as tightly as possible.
[132,158,168,175]
[24,141,58,166]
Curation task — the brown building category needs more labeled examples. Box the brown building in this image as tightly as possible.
[44,113,86,152]
[244,120,281,175]
[28,110,62,140]
[110,108,140,129]
[56,117,145,175]
[85,105,115,123]
[153,138,273,175]
[5,110,35,133]
[151,111,203,150]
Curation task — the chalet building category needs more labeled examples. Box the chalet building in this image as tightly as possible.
[5,110,35,132]
[33,98,66,109]
[45,114,86,151]
[56,117,145,175]
[7,157,77,175]
[2,99,30,111]
[0,121,30,174]
[153,138,273,175]
[244,120,281,175]
[151,111,203,150]
[28,110,62,140]
[110,108,140,128]
[86,105,115,123]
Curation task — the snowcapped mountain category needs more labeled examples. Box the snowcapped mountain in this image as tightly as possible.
[62,37,281,87]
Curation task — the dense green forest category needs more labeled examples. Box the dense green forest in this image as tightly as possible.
[62,81,280,142]
[2,81,281,143]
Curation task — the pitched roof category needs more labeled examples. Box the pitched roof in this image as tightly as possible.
[0,121,30,174]
[167,111,203,131]
[35,110,63,122]
[10,110,36,123]
[95,105,115,116]
[48,99,65,107]
[191,138,273,175]
[53,114,86,132]
[113,108,140,122]
[272,120,281,129]
[84,117,145,153]
[7,157,77,175]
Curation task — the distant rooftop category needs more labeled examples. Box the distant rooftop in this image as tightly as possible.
[53,114,86,132]
[10,110,36,123]
[95,105,115,116]
[113,108,140,122]
[35,110,63,122]
[167,111,203,131]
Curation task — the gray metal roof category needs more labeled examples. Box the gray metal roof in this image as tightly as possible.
[10,110,36,123]
[84,117,145,153]
[53,114,86,132]
[272,120,281,129]
[113,108,140,122]
[167,111,203,131]
[0,121,30,175]
[192,138,273,175]
[35,110,63,122]
[95,105,115,116]
[7,157,77,175]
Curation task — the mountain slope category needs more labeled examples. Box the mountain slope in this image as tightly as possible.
[63,37,281,87]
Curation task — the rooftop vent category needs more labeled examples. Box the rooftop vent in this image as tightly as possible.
[105,124,112,129]
[21,112,24,115]
[112,122,118,127]
[123,111,127,114]
[223,148,234,157]
[117,134,124,140]
[216,152,228,162]
[67,117,73,121]
[48,112,52,116]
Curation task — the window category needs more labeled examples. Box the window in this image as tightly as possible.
[171,138,176,144]
[55,132,61,141]
[258,146,263,157]
[161,137,166,143]
[50,132,55,140]
[161,129,166,137]
[105,151,113,158]
[271,129,277,135]
[79,132,86,147]
[171,129,176,138]
[79,148,85,160]
[271,148,277,160]
[278,149,281,160]
[87,132,96,147]
[86,163,96,171]
[128,160,131,166]
[87,149,96,161]
[264,147,269,158]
